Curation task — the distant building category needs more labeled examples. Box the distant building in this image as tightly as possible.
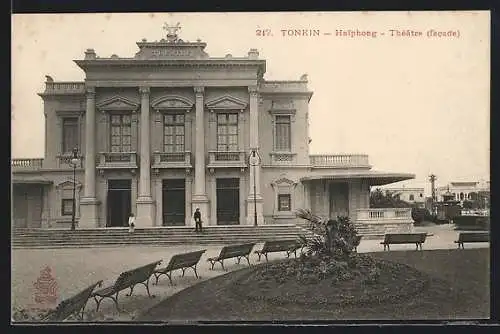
[383,187,425,208]
[437,181,490,203]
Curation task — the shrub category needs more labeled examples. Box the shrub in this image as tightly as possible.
[296,209,360,260]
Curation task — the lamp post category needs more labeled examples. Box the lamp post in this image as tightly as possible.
[248,148,261,226]
[70,147,80,231]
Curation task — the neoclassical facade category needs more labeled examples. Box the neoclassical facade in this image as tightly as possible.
[12,27,415,229]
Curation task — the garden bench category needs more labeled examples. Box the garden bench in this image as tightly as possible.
[380,233,427,251]
[455,232,489,249]
[43,280,103,321]
[254,239,302,262]
[91,260,162,312]
[207,243,255,270]
[153,250,206,286]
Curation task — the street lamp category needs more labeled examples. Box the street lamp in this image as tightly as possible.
[248,148,261,226]
[69,147,80,231]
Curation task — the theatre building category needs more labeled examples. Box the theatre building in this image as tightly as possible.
[12,27,415,230]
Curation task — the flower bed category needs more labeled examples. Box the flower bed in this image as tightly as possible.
[232,254,430,307]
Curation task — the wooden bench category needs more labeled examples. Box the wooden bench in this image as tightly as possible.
[91,260,162,312]
[153,250,206,286]
[43,280,103,321]
[207,243,255,270]
[380,233,427,251]
[254,240,302,262]
[455,232,489,249]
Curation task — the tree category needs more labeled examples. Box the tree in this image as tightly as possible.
[370,188,412,208]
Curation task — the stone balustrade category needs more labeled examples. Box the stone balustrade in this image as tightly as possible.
[43,82,85,95]
[310,154,370,168]
[11,159,44,170]
[355,208,413,234]
[356,208,412,221]
[260,81,309,93]
[152,151,192,169]
[97,152,138,169]
[207,151,247,169]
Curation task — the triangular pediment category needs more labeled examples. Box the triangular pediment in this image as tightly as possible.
[205,95,248,110]
[56,180,82,189]
[151,95,194,110]
[96,96,139,111]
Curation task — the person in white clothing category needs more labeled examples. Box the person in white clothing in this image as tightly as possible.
[128,213,135,233]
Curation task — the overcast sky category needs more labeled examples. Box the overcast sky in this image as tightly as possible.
[11,12,490,194]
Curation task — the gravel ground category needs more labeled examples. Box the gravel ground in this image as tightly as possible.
[11,224,488,322]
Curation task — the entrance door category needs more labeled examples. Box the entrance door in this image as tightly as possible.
[329,182,349,219]
[216,178,240,225]
[107,179,132,227]
[162,179,186,226]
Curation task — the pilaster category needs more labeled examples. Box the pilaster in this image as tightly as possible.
[192,86,210,223]
[247,85,263,225]
[136,86,155,227]
[80,87,99,228]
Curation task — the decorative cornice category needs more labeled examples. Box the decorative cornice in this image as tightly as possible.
[96,96,140,112]
[151,95,194,110]
[248,86,259,96]
[194,86,204,95]
[271,177,298,189]
[55,180,83,190]
[85,87,95,97]
[205,94,248,111]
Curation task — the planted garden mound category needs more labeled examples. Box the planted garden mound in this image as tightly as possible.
[233,254,430,307]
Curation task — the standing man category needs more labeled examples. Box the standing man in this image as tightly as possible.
[193,208,203,233]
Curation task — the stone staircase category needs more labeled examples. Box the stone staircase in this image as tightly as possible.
[11,225,315,249]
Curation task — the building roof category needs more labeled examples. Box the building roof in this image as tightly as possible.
[300,171,415,186]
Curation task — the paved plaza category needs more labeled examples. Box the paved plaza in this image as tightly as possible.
[11,224,489,321]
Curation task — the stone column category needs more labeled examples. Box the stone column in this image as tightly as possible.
[136,87,155,227]
[191,86,210,224]
[80,87,99,228]
[247,85,264,225]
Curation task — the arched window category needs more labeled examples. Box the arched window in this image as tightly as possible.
[409,194,415,201]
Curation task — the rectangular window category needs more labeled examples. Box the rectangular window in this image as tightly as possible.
[217,113,238,151]
[275,115,291,151]
[164,114,185,153]
[62,117,79,154]
[110,114,132,153]
[61,199,74,216]
[278,194,291,211]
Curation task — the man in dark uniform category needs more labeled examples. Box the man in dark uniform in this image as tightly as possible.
[193,208,203,233]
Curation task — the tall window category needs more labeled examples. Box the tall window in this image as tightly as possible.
[278,194,291,211]
[62,117,79,153]
[217,113,238,151]
[275,115,291,151]
[110,114,132,152]
[164,114,185,153]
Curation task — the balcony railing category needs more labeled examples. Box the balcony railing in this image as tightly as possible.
[56,154,85,169]
[11,159,44,171]
[43,82,86,95]
[270,152,297,165]
[152,151,192,169]
[310,154,370,168]
[207,151,247,169]
[356,208,412,221]
[97,152,138,169]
